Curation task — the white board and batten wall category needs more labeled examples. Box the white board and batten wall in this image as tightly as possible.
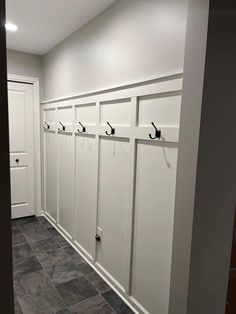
[41,71,182,314]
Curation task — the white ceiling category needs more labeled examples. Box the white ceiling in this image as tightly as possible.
[6,0,116,55]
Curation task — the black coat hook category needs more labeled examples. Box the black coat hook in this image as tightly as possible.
[105,122,115,136]
[77,122,86,133]
[149,122,161,139]
[43,121,50,130]
[58,121,65,131]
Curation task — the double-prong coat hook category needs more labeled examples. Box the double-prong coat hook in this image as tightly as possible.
[58,121,65,132]
[149,122,161,140]
[43,121,50,130]
[77,122,86,133]
[105,122,115,136]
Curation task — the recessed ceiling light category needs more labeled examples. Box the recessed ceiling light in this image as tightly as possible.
[5,23,18,32]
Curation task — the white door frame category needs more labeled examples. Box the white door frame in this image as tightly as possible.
[8,73,42,217]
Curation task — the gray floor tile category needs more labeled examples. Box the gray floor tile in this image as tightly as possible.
[36,216,53,228]
[55,277,98,306]
[30,238,60,254]
[14,216,37,225]
[13,243,33,261]
[12,217,133,314]
[12,220,18,227]
[12,225,21,235]
[19,220,43,233]
[18,217,52,242]
[69,254,85,266]
[47,226,61,237]
[14,269,51,297]
[37,248,71,268]
[102,290,132,314]
[75,262,94,275]
[14,297,23,314]
[45,260,83,284]
[12,234,27,246]
[13,255,42,278]
[24,228,52,243]
[19,286,66,314]
[63,246,85,265]
[63,246,78,256]
[55,235,70,248]
[86,271,110,293]
[69,295,115,314]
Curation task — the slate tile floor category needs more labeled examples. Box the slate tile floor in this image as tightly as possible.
[12,216,133,314]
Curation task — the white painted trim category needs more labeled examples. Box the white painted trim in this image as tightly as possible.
[42,70,183,105]
[94,101,101,261]
[8,74,42,217]
[124,96,138,295]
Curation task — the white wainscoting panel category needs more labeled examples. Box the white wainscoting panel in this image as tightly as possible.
[75,134,97,256]
[97,137,130,288]
[76,103,96,126]
[138,92,181,127]
[100,98,132,126]
[58,133,74,236]
[44,132,57,221]
[43,108,57,221]
[42,72,183,314]
[131,141,178,314]
[57,105,74,236]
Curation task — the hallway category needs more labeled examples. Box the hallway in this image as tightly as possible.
[12,216,133,314]
[0,0,233,313]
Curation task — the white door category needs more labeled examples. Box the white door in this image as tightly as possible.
[8,81,35,219]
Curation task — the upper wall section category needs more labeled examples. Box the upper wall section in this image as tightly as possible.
[7,49,43,79]
[42,0,188,101]
[7,49,43,98]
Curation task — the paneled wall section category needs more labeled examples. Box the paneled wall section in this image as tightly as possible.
[42,73,183,314]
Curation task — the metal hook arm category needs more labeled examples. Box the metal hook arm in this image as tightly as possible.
[149,122,161,139]
[58,121,65,131]
[77,122,86,133]
[105,122,115,136]
[43,121,50,130]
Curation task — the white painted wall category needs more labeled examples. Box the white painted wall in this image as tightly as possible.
[7,49,43,98]
[169,1,210,313]
[43,0,188,101]
[7,49,42,78]
[186,1,236,313]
